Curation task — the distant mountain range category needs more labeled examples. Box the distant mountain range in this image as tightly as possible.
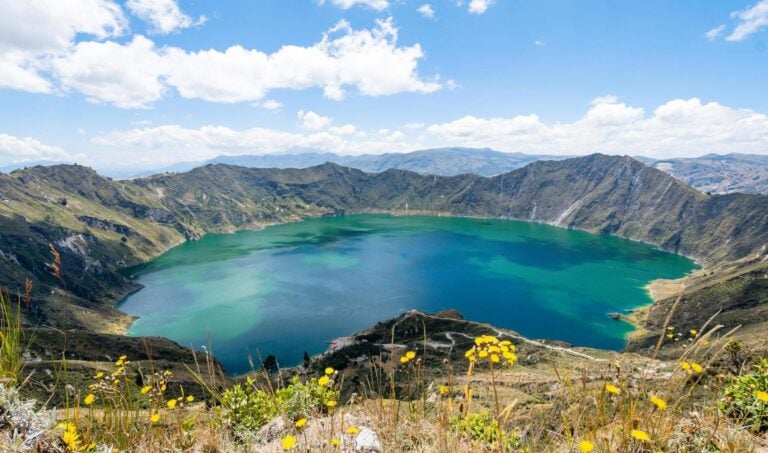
[123,148,566,179]
[4,148,768,195]
[648,153,768,195]
[139,148,768,195]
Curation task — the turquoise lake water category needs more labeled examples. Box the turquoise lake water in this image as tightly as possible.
[119,214,696,373]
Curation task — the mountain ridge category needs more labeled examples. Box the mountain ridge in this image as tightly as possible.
[1,154,767,347]
[6,148,768,195]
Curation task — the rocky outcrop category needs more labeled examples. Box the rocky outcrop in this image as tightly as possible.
[77,216,137,236]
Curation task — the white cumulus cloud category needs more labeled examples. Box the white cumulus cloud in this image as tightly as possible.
[0,0,126,93]
[417,4,435,19]
[320,0,389,10]
[90,123,412,167]
[727,0,768,41]
[706,24,726,41]
[43,18,443,108]
[707,0,768,42]
[298,110,333,130]
[259,99,283,111]
[55,96,768,166]
[468,0,496,14]
[0,133,73,165]
[424,97,768,158]
[53,36,167,109]
[126,0,205,34]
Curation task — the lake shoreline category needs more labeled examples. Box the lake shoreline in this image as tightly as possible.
[117,212,699,370]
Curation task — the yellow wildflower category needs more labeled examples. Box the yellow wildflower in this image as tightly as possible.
[399,356,410,364]
[295,418,307,428]
[691,362,704,374]
[61,424,81,451]
[186,395,194,402]
[94,372,104,379]
[167,399,177,410]
[163,370,173,377]
[650,395,667,410]
[318,375,330,386]
[579,440,595,453]
[478,349,489,358]
[347,426,359,435]
[141,385,151,394]
[84,394,95,405]
[150,413,160,424]
[325,367,334,375]
[282,435,296,450]
[690,329,698,336]
[332,438,341,447]
[438,385,449,395]
[756,390,768,402]
[680,361,691,371]
[631,430,650,442]
[405,351,416,360]
[326,400,337,408]
[490,354,500,363]
[605,384,620,395]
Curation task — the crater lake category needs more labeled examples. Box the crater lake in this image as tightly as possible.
[119,214,697,373]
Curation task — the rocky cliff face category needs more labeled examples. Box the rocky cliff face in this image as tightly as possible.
[136,155,766,262]
[1,154,767,332]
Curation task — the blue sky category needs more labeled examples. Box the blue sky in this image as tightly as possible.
[1,0,767,171]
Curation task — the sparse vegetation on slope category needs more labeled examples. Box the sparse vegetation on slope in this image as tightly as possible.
[2,305,767,451]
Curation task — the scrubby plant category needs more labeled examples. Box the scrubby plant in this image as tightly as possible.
[0,384,58,451]
[720,358,768,432]
[218,369,339,437]
[0,290,24,386]
[219,378,278,433]
[449,411,520,451]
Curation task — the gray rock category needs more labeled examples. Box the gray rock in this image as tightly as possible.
[255,416,286,443]
[354,428,382,452]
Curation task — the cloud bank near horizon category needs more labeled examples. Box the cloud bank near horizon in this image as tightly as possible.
[3,96,766,168]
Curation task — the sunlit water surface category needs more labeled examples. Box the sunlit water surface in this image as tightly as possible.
[119,214,696,373]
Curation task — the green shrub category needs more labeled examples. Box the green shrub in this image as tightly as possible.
[449,411,520,451]
[720,358,768,432]
[219,378,278,433]
[274,375,337,421]
[219,375,339,436]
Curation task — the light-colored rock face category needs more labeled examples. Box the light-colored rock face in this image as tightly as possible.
[255,415,286,444]
[355,428,383,452]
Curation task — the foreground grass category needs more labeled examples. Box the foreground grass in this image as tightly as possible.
[1,273,767,451]
[2,328,768,450]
